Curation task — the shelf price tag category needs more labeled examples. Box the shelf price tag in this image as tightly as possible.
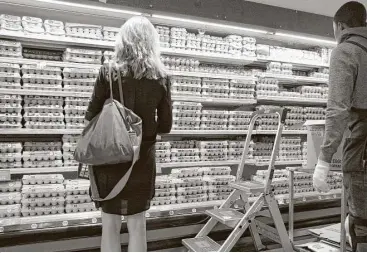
[31,224,38,229]
[62,221,68,226]
[91,218,97,224]
[169,211,174,216]
[192,208,197,213]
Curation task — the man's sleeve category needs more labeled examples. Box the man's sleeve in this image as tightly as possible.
[319,45,358,163]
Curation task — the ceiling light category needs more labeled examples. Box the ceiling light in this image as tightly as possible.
[152,14,270,34]
[33,0,142,15]
[275,32,337,46]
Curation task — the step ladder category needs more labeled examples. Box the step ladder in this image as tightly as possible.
[182,108,294,252]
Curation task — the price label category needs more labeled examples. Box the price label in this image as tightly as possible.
[318,196,323,200]
[92,218,97,224]
[303,197,307,202]
[62,221,68,226]
[31,224,38,229]
[169,211,174,216]
[192,208,197,213]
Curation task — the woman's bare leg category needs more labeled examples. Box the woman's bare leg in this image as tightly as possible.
[126,211,147,252]
[101,211,122,252]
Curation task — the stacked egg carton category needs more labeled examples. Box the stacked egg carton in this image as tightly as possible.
[252,136,273,163]
[156,26,170,48]
[21,174,65,216]
[152,175,176,206]
[225,35,242,56]
[242,37,257,57]
[201,78,229,98]
[229,79,256,99]
[0,180,22,219]
[62,135,79,167]
[22,16,44,35]
[23,141,63,168]
[0,142,22,169]
[278,85,301,98]
[23,95,65,129]
[0,40,22,58]
[23,48,63,61]
[284,106,305,130]
[63,67,98,94]
[65,179,96,213]
[21,64,62,91]
[0,94,22,128]
[255,106,280,131]
[156,141,171,164]
[0,14,22,33]
[103,26,119,41]
[172,101,202,130]
[64,48,102,65]
[171,167,207,204]
[203,167,235,201]
[186,33,201,52]
[44,20,65,37]
[161,56,200,72]
[65,23,102,40]
[170,27,187,50]
[267,62,293,76]
[321,86,328,99]
[200,110,228,130]
[0,61,21,89]
[279,137,302,161]
[301,142,308,166]
[198,141,228,162]
[198,64,252,76]
[310,68,329,79]
[170,140,199,163]
[64,93,90,129]
[256,78,279,98]
[171,76,201,97]
[298,86,323,99]
[304,107,325,121]
[228,111,252,130]
[228,140,254,161]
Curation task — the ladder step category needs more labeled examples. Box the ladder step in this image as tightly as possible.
[229,181,265,194]
[182,236,220,252]
[206,208,243,228]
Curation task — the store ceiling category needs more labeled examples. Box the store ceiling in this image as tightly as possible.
[245,0,367,17]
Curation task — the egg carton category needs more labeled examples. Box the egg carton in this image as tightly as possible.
[22,83,63,91]
[0,72,21,83]
[228,118,250,126]
[22,174,64,185]
[23,151,63,161]
[0,39,21,50]
[22,206,65,216]
[0,204,21,218]
[22,184,65,198]
[172,101,202,111]
[199,166,231,176]
[65,23,103,40]
[0,152,21,162]
[0,161,22,169]
[103,26,119,41]
[228,148,248,157]
[0,181,21,192]
[151,196,177,206]
[200,125,228,131]
[203,175,236,185]
[170,148,200,157]
[66,122,85,129]
[65,184,89,195]
[201,155,228,162]
[45,27,65,37]
[64,179,90,187]
[103,51,114,62]
[172,125,201,131]
[201,118,228,125]
[23,159,64,169]
[44,20,64,28]
[205,185,233,193]
[64,105,88,115]
[155,187,176,197]
[24,141,62,151]
[63,135,79,143]
[155,142,171,150]
[0,142,22,153]
[198,141,228,149]
[172,177,204,187]
[0,192,21,205]
[63,84,94,93]
[65,97,89,107]
[0,122,22,128]
[22,16,42,25]
[24,96,63,106]
[65,202,97,213]
[155,176,175,189]
[0,81,21,89]
[0,63,19,74]
[229,89,256,99]
[201,110,229,119]
[63,78,95,87]
[23,48,63,61]
[176,193,208,204]
[171,76,201,85]
[63,143,77,152]
[63,151,75,161]
[24,122,65,129]
[23,112,64,122]
[65,194,92,204]
[173,117,201,125]
[21,65,62,76]
[64,48,102,59]
[176,186,206,196]
[155,149,171,159]
[21,196,65,208]
[171,156,200,163]
[170,141,196,149]
[63,67,99,79]
[208,192,231,201]
[171,167,201,178]
[171,86,201,95]
[65,115,84,124]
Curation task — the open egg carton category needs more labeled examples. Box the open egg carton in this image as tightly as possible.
[0,39,22,58]
[0,192,21,205]
[0,204,21,218]
[22,16,44,35]
[171,76,202,97]
[177,193,208,204]
[103,26,119,41]
[65,202,97,213]
[65,23,102,40]
[44,20,65,37]
[24,141,62,152]
[23,48,63,61]
[151,196,177,206]
[161,56,199,72]
[201,78,229,98]
[0,181,22,192]
[64,48,102,64]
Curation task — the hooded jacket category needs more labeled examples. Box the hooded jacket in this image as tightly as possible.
[319,27,367,163]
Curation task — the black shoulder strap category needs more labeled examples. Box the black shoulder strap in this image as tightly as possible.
[345,40,367,54]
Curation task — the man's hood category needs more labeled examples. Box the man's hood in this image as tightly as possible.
[338,27,367,44]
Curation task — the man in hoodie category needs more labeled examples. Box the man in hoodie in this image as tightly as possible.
[312,1,367,251]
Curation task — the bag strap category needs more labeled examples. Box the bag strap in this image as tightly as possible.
[345,40,367,54]
[108,61,114,99]
[115,63,125,105]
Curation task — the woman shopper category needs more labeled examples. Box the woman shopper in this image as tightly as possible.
[84,16,172,252]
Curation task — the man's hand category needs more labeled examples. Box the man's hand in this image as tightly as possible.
[313,159,330,193]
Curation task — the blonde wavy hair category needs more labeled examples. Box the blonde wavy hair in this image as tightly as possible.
[114,16,167,80]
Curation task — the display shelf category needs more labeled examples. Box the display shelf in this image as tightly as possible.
[0,56,101,69]
[259,73,328,85]
[171,96,257,106]
[276,189,342,205]
[2,166,78,177]
[257,96,327,106]
[0,88,91,98]
[164,130,250,137]
[157,160,242,169]
[169,70,257,81]
[0,129,83,135]
[254,160,305,167]
[256,130,308,135]
[256,57,329,70]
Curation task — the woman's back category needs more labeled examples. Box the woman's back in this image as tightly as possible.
[85,64,172,141]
